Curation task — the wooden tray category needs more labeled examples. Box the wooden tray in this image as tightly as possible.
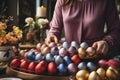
[6,66,70,80]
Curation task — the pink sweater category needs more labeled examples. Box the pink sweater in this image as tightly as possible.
[49,0,120,50]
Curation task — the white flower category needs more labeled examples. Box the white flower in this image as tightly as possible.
[38,18,49,25]
[25,17,35,24]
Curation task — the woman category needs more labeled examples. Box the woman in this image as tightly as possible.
[45,0,120,57]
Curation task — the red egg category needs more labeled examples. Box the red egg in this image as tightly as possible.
[35,60,47,74]
[48,62,57,75]
[71,55,80,65]
[28,62,36,73]
[107,59,120,68]
[20,60,29,72]
[10,58,21,68]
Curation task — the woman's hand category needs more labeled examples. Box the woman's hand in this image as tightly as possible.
[45,34,58,45]
[92,40,109,55]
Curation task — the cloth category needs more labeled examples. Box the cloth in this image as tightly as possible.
[48,0,120,55]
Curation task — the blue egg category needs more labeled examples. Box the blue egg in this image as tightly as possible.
[80,42,88,49]
[63,56,72,65]
[87,62,97,72]
[78,62,87,70]
[55,55,64,65]
[62,42,70,49]
[35,53,45,61]
[71,41,79,49]
[57,63,68,75]
[45,53,54,62]
[50,46,59,55]
[27,51,36,60]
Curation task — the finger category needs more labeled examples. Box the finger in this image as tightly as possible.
[54,36,58,44]
[92,42,97,49]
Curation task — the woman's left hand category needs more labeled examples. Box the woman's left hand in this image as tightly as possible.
[92,40,109,55]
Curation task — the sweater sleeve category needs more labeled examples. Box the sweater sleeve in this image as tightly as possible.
[103,0,120,51]
[48,0,64,40]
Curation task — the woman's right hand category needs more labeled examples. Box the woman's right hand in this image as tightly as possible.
[45,34,58,45]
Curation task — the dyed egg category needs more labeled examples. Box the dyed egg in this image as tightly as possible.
[63,56,72,65]
[78,62,87,70]
[27,51,36,60]
[41,46,50,55]
[28,61,36,73]
[45,53,54,62]
[88,71,101,80]
[40,44,47,52]
[71,41,79,49]
[50,46,59,55]
[67,63,77,74]
[62,41,70,49]
[78,48,86,58]
[68,46,77,56]
[57,63,68,75]
[48,62,57,74]
[80,42,88,49]
[107,59,120,68]
[71,54,80,65]
[55,55,64,65]
[96,68,106,80]
[106,67,119,80]
[36,43,42,51]
[35,60,47,74]
[86,47,96,57]
[76,70,89,80]
[98,59,108,68]
[35,53,45,61]
[87,62,97,72]
[59,48,68,57]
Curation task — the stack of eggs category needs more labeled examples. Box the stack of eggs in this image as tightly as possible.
[11,41,83,76]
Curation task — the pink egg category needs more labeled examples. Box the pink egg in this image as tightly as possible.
[86,47,96,57]
[67,63,77,74]
[68,46,77,56]
[59,48,68,57]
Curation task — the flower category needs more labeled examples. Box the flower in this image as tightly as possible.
[37,18,49,28]
[0,22,23,46]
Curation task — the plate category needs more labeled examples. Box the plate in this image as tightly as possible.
[6,66,70,80]
[0,78,22,80]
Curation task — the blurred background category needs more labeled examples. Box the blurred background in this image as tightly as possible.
[0,0,120,28]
